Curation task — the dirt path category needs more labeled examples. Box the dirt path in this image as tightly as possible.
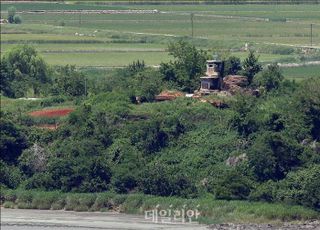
[1,208,208,230]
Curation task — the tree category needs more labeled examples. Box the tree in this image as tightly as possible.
[276,165,320,209]
[224,56,242,76]
[0,118,28,164]
[242,50,262,84]
[126,60,146,76]
[160,40,207,92]
[13,15,22,24]
[255,63,284,91]
[7,6,16,23]
[19,143,50,176]
[248,132,303,182]
[295,78,320,141]
[130,69,163,102]
[51,65,86,97]
[1,45,50,97]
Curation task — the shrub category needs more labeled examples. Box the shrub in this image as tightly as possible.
[3,201,15,208]
[92,193,115,211]
[3,189,17,202]
[122,194,145,213]
[254,64,284,92]
[17,202,32,209]
[16,190,33,203]
[40,96,67,107]
[78,194,96,208]
[51,196,66,210]
[65,194,79,211]
[31,191,62,210]
[249,180,278,202]
[211,167,254,200]
[112,194,127,207]
[13,15,22,24]
[276,165,320,209]
[248,132,303,181]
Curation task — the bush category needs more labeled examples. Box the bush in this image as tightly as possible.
[0,162,23,188]
[51,196,66,210]
[122,194,145,213]
[40,96,67,107]
[248,132,303,181]
[13,15,22,24]
[17,202,33,209]
[16,190,33,203]
[31,191,62,210]
[3,201,15,208]
[65,194,79,211]
[112,194,127,207]
[249,180,277,202]
[78,194,96,208]
[276,165,320,209]
[210,167,254,200]
[92,193,115,211]
[254,64,284,92]
[3,189,17,202]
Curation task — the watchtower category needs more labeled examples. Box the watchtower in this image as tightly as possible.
[200,60,224,92]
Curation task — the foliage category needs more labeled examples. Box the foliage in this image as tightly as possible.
[51,65,86,97]
[126,60,146,76]
[295,78,320,141]
[160,40,207,92]
[0,161,23,189]
[1,189,319,224]
[1,44,319,213]
[223,56,242,76]
[7,6,16,23]
[254,63,284,91]
[276,164,320,209]
[242,50,262,84]
[1,45,50,98]
[129,68,163,102]
[0,118,28,164]
[13,15,22,24]
[248,132,303,182]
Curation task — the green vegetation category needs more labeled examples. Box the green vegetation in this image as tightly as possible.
[1,2,319,70]
[0,1,320,224]
[1,43,320,223]
[0,189,319,224]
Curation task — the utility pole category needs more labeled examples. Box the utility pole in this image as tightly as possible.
[191,13,194,38]
[310,23,313,47]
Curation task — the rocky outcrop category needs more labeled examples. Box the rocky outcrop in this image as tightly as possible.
[226,153,247,166]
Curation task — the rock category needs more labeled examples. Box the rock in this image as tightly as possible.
[226,153,247,166]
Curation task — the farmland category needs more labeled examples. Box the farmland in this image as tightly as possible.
[1,1,320,77]
[1,2,320,227]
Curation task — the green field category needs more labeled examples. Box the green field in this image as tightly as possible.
[1,2,320,76]
[282,65,320,80]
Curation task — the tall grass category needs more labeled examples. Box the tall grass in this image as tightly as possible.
[1,189,319,224]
